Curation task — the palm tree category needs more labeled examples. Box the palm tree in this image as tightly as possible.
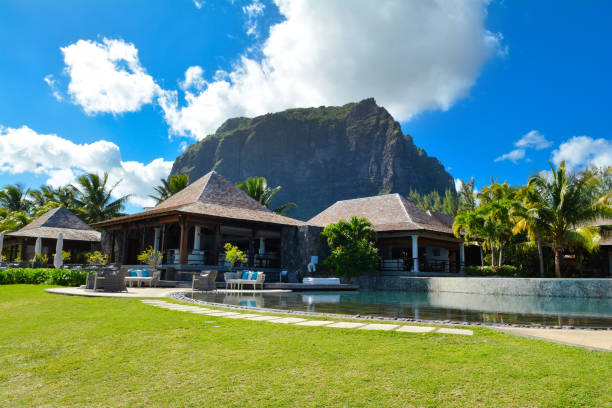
[321,216,378,248]
[0,184,32,212]
[453,209,485,266]
[237,176,297,215]
[512,185,550,277]
[72,173,130,223]
[0,208,31,233]
[149,174,189,204]
[527,161,611,277]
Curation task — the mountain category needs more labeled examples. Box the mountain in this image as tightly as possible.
[171,98,455,220]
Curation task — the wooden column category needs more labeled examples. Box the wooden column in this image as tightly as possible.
[160,224,167,263]
[248,237,255,267]
[109,231,115,264]
[211,224,221,266]
[120,228,128,265]
[179,217,189,265]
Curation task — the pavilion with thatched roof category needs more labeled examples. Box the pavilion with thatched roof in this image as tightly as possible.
[4,206,101,263]
[308,193,470,273]
[93,171,306,281]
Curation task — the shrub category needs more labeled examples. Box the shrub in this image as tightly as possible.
[137,246,164,269]
[463,265,526,277]
[321,216,380,277]
[85,251,108,265]
[0,268,87,286]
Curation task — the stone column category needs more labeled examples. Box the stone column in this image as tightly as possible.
[459,242,465,274]
[193,226,201,251]
[259,237,265,255]
[411,234,419,273]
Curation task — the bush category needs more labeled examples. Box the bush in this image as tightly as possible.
[462,265,531,277]
[0,268,87,286]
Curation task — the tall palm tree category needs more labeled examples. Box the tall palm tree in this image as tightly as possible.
[527,161,611,277]
[0,184,32,212]
[72,173,130,223]
[237,176,297,215]
[512,185,550,277]
[149,174,189,204]
[0,208,31,233]
[453,209,485,266]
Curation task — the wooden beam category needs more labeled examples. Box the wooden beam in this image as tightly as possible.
[109,231,115,264]
[120,228,128,265]
[179,217,189,265]
[212,224,221,266]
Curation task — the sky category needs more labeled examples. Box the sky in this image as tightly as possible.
[0,0,610,213]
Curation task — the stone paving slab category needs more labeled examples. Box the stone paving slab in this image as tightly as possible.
[244,315,285,321]
[223,313,262,319]
[326,322,366,329]
[207,312,242,317]
[359,324,400,331]
[436,328,473,336]
[294,320,334,326]
[269,317,308,324]
[396,325,435,333]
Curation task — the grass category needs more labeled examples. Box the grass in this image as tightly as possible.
[1,285,610,407]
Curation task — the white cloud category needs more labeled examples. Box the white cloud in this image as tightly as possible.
[552,136,612,171]
[243,0,266,37]
[0,126,172,208]
[180,66,206,91]
[43,74,63,101]
[454,178,463,193]
[495,149,525,164]
[160,0,503,140]
[193,0,204,9]
[495,129,551,163]
[515,130,552,150]
[61,38,160,115]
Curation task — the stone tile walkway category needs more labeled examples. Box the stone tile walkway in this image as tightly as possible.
[497,326,611,351]
[141,300,473,336]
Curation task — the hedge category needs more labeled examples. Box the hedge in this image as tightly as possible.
[0,268,87,286]
[463,265,529,277]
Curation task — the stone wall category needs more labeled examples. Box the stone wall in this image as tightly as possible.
[375,276,612,298]
[281,225,329,274]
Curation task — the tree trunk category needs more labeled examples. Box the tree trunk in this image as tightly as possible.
[479,243,484,267]
[554,248,562,278]
[536,235,544,277]
[498,236,504,267]
[491,244,495,267]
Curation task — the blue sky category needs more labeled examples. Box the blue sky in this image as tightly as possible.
[0,0,610,213]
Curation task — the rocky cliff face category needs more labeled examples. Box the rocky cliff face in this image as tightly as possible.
[171,98,454,220]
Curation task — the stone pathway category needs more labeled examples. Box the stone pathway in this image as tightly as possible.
[497,326,612,351]
[140,300,473,336]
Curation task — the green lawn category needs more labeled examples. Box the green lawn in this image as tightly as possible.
[1,286,610,407]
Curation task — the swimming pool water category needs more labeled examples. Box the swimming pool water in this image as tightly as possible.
[188,290,612,328]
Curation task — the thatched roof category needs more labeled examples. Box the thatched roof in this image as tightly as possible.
[308,193,454,234]
[93,171,304,227]
[6,206,101,241]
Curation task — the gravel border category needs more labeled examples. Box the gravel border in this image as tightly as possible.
[169,291,612,331]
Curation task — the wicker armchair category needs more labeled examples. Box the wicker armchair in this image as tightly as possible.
[192,270,218,291]
[103,269,128,292]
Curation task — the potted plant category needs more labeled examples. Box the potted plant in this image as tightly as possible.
[137,246,164,272]
[223,243,247,271]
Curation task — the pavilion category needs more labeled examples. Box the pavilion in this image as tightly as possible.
[93,171,306,281]
[308,193,474,274]
[4,206,101,262]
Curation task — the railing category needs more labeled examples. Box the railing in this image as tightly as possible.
[380,258,463,274]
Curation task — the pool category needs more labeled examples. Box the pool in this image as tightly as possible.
[187,290,612,328]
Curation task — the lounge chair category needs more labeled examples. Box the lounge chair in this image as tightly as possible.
[224,271,239,289]
[103,269,128,292]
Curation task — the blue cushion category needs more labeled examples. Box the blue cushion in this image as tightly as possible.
[129,269,138,277]
[250,272,258,280]
[241,271,249,280]
[141,270,149,277]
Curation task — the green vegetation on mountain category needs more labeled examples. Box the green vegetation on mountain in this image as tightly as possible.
[172,98,455,219]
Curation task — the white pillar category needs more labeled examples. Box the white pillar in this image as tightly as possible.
[153,227,161,254]
[459,242,465,274]
[194,226,201,251]
[411,234,418,273]
[259,237,265,255]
